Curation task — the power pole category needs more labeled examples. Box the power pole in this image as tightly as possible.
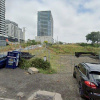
[57,36,58,44]
[23,27,26,42]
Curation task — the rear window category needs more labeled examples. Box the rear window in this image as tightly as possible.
[90,71,100,82]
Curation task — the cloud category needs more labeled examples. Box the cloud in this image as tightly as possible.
[5,0,100,43]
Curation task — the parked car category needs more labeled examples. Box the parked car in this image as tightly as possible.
[73,63,100,100]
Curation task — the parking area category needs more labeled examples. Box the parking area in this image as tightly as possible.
[0,55,99,100]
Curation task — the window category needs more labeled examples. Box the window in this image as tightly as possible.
[90,71,100,82]
[79,64,87,75]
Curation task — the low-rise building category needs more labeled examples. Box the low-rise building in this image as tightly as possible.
[35,36,54,43]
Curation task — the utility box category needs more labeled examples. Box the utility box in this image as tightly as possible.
[6,51,20,69]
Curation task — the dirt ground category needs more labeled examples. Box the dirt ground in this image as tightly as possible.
[0,55,99,100]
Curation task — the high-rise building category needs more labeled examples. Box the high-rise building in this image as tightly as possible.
[36,11,54,43]
[0,0,25,44]
[37,11,53,36]
[0,0,7,40]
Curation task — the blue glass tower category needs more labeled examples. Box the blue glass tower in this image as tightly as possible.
[37,11,53,37]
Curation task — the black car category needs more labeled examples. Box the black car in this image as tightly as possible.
[73,63,100,100]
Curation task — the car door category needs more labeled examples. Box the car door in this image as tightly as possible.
[76,64,81,82]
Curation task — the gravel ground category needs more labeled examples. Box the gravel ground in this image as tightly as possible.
[0,55,99,100]
[34,95,53,100]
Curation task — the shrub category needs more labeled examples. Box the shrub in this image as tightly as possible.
[78,43,99,48]
[79,43,88,47]
[44,41,48,44]
[19,58,55,74]
[59,41,63,44]
[19,58,31,69]
[30,58,51,70]
[19,58,51,70]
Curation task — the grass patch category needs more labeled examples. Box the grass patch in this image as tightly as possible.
[48,44,100,55]
[0,44,20,53]
[39,68,56,74]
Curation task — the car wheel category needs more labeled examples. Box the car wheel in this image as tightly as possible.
[79,83,84,98]
[73,71,76,78]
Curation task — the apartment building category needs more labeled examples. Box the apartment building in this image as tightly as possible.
[5,20,18,42]
[0,0,8,40]
[5,20,25,43]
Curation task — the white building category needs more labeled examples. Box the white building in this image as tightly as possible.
[18,28,25,43]
[5,20,18,42]
[5,20,25,42]
[35,36,54,44]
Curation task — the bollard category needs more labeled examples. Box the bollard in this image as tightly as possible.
[44,56,47,61]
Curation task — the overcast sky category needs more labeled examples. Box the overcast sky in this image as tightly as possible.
[5,0,100,43]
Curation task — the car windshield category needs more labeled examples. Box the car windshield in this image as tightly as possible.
[90,71,100,82]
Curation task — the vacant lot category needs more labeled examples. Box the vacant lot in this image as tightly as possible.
[0,55,99,100]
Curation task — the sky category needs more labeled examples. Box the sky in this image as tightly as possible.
[5,0,100,43]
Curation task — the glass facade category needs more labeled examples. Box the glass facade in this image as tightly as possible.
[37,11,53,37]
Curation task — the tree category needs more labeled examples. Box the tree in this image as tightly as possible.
[86,32,100,44]
[27,39,37,45]
[59,41,63,44]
